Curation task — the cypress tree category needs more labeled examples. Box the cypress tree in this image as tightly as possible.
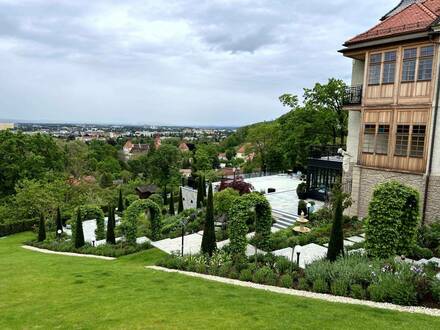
[201,183,216,256]
[327,187,345,262]
[37,213,46,242]
[74,209,85,248]
[169,191,175,215]
[55,207,63,234]
[178,187,184,214]
[196,176,204,208]
[201,176,206,199]
[163,186,168,205]
[118,189,124,214]
[106,207,116,244]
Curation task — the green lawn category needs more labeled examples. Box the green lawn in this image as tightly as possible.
[1,233,439,329]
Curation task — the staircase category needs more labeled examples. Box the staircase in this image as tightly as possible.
[272,209,298,230]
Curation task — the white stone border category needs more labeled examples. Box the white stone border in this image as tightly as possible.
[146,266,440,317]
[22,245,116,260]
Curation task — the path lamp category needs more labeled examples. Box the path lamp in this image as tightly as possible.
[56,229,62,240]
[295,245,302,266]
[306,202,311,217]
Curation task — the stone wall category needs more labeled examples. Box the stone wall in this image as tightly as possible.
[355,167,426,219]
[181,186,198,210]
[425,175,440,224]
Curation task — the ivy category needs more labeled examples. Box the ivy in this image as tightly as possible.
[122,199,162,244]
[365,181,420,258]
[228,192,272,255]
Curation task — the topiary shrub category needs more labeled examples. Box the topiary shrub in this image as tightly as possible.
[312,277,329,293]
[122,199,162,243]
[37,214,46,242]
[365,181,420,258]
[279,274,293,288]
[70,205,105,241]
[297,199,307,216]
[201,184,216,256]
[350,284,366,300]
[239,268,253,282]
[296,182,308,199]
[253,266,277,285]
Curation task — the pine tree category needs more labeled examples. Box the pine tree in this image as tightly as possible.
[118,189,124,214]
[38,213,46,242]
[327,187,345,262]
[106,207,116,244]
[178,187,184,214]
[55,207,63,234]
[169,191,175,215]
[74,209,85,248]
[196,177,203,208]
[201,183,216,256]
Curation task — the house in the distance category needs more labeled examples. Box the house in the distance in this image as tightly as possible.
[123,140,149,160]
[340,0,440,223]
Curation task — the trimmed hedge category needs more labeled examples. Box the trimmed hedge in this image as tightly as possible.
[0,219,38,237]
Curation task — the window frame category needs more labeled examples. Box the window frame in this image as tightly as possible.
[401,47,417,83]
[362,124,377,154]
[382,51,396,84]
[368,53,382,86]
[417,45,434,82]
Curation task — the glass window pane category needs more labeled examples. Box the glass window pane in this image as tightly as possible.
[383,62,395,83]
[418,58,433,81]
[402,60,416,81]
[410,125,426,158]
[384,51,396,62]
[363,124,376,153]
[404,48,417,59]
[370,54,382,63]
[395,125,410,156]
[369,65,381,85]
[376,125,390,154]
[420,46,434,57]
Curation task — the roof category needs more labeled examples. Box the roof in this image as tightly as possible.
[344,0,440,46]
[381,0,418,21]
[136,184,158,193]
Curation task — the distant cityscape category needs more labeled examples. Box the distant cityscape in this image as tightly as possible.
[0,122,236,143]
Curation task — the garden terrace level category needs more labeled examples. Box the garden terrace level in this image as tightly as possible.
[339,0,440,223]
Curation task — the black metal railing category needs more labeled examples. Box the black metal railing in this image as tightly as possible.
[309,145,346,160]
[343,85,362,106]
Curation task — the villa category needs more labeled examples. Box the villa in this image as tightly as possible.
[340,0,440,223]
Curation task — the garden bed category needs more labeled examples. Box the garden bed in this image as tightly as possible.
[26,239,152,258]
[156,251,440,309]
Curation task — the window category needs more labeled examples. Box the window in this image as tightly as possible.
[395,125,410,156]
[363,124,376,153]
[402,48,417,82]
[418,46,434,81]
[375,125,390,154]
[368,54,382,85]
[382,51,396,84]
[410,125,426,158]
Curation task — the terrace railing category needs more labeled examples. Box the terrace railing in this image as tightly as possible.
[343,85,362,106]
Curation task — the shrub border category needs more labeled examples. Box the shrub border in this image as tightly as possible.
[22,245,116,260]
[146,266,440,317]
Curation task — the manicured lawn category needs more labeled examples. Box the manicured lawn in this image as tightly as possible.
[1,233,439,329]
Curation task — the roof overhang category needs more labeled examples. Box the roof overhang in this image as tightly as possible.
[339,31,435,57]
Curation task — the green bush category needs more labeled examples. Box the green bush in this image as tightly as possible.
[330,278,349,296]
[0,218,38,237]
[408,245,434,260]
[297,278,309,291]
[350,284,366,300]
[253,266,277,285]
[368,283,386,302]
[279,274,293,288]
[365,181,420,258]
[239,268,253,282]
[312,277,329,293]
[431,280,440,302]
[275,257,292,275]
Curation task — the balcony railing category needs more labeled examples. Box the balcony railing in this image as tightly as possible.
[309,145,346,161]
[343,85,362,106]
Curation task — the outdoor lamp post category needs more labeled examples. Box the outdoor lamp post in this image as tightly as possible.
[56,229,62,240]
[296,245,302,266]
[306,202,311,217]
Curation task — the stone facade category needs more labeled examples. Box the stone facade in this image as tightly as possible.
[425,175,440,223]
[350,166,426,220]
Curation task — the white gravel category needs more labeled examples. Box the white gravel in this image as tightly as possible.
[22,245,116,260]
[147,266,440,317]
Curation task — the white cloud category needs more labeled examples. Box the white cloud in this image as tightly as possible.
[0,0,398,125]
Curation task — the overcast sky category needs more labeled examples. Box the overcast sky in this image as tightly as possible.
[0,0,396,126]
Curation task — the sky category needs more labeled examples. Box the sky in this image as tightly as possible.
[0,0,397,126]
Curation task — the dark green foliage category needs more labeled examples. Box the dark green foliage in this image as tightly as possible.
[330,278,349,296]
[297,200,307,216]
[55,207,63,234]
[106,207,116,244]
[297,278,309,291]
[74,209,85,248]
[312,277,329,293]
[37,214,46,242]
[178,187,184,214]
[252,266,277,285]
[169,191,175,215]
[123,199,162,243]
[118,189,124,213]
[296,183,307,199]
[201,184,216,256]
[100,172,113,188]
[196,176,204,209]
[327,188,344,261]
[0,219,38,237]
[408,244,434,259]
[163,187,168,205]
[201,176,206,199]
[239,269,253,281]
[365,181,420,258]
[279,274,293,288]
[350,284,366,300]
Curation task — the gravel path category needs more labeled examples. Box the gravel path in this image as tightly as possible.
[146,266,440,317]
[22,245,116,260]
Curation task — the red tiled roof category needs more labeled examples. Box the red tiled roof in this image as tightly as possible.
[345,0,440,45]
